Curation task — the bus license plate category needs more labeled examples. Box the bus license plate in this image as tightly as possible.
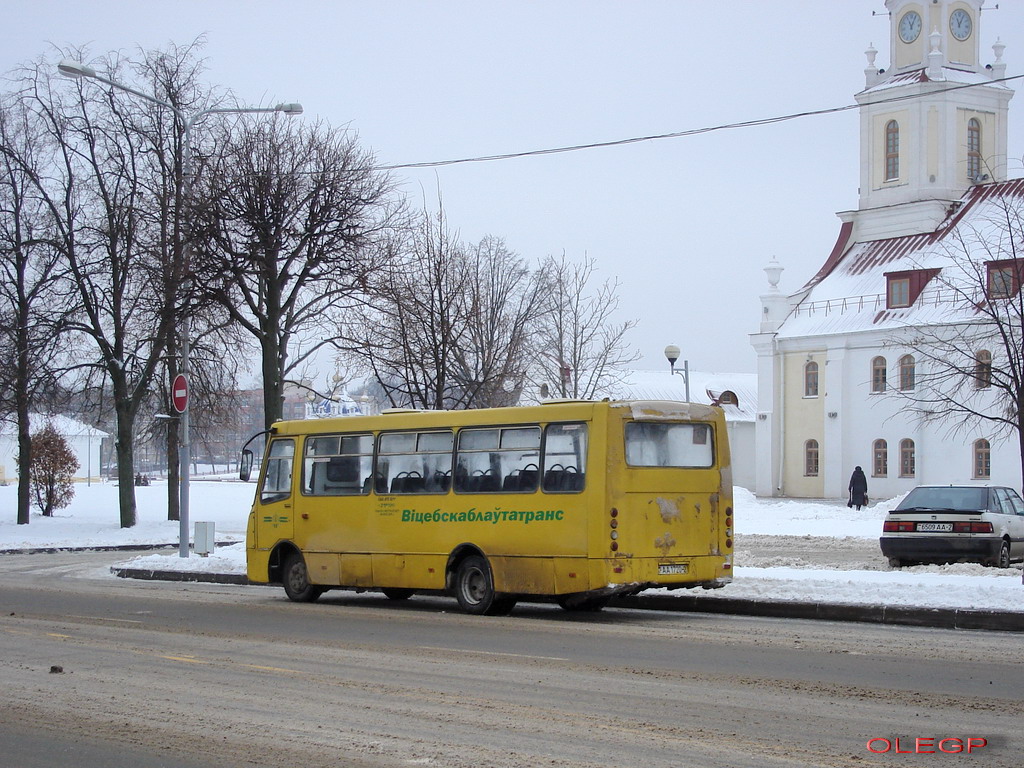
[916,523,953,532]
[658,563,689,575]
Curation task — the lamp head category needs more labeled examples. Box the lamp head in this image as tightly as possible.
[276,102,304,115]
[664,344,680,367]
[57,59,96,79]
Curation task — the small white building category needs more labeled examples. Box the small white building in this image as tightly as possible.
[612,370,758,490]
[0,415,107,484]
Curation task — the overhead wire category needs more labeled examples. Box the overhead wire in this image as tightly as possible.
[375,73,1023,171]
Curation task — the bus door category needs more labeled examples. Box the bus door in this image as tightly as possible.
[255,437,296,546]
[621,421,722,562]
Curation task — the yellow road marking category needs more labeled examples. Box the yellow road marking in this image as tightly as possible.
[241,664,304,674]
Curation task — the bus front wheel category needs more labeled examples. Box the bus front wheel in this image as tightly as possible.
[282,552,324,603]
[454,555,516,616]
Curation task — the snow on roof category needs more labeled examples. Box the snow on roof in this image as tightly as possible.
[611,370,758,422]
[777,179,1024,340]
[0,414,108,438]
[860,66,1011,95]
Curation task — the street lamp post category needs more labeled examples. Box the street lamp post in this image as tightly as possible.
[663,344,690,402]
[58,59,302,557]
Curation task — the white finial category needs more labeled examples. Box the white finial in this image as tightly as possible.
[865,44,878,68]
[927,27,944,80]
[764,258,784,292]
[864,43,883,87]
[993,38,1006,62]
[990,38,1007,80]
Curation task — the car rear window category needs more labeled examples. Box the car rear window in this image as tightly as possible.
[896,487,988,512]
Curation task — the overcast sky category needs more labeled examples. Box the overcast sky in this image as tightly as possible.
[4,1,1022,375]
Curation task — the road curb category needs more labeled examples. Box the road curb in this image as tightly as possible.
[611,593,1024,632]
[112,567,250,585]
[110,566,1024,632]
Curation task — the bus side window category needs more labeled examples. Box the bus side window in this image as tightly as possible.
[377,431,453,494]
[542,423,587,493]
[455,426,541,494]
[261,438,295,503]
[304,434,373,496]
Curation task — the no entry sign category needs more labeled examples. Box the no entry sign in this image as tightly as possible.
[171,373,189,413]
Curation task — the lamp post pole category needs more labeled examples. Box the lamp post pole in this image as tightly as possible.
[663,344,690,402]
[58,59,302,556]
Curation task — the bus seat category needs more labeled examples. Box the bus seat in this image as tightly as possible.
[502,471,521,491]
[478,471,500,492]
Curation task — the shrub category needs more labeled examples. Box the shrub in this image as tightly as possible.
[30,423,79,516]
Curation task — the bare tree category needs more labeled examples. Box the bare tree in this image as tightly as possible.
[0,94,71,525]
[342,206,467,410]
[533,253,639,400]
[16,45,211,527]
[889,188,1024,486]
[194,117,402,429]
[451,235,544,408]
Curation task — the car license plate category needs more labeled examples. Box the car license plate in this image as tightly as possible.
[658,563,688,575]
[916,523,953,532]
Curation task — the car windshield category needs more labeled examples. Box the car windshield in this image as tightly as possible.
[896,487,989,512]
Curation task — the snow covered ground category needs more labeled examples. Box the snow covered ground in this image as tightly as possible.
[1,480,1021,612]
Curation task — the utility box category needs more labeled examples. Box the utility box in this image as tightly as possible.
[194,521,215,557]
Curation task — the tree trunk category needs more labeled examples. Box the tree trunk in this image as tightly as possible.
[165,340,180,521]
[261,319,283,429]
[166,422,180,521]
[15,260,32,525]
[114,402,138,528]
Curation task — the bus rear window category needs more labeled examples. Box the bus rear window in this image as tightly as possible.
[625,422,714,468]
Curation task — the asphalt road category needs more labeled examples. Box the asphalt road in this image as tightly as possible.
[1,551,1021,768]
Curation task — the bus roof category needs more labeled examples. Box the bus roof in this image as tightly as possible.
[269,399,724,436]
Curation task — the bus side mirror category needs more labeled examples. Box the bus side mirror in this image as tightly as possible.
[240,449,254,483]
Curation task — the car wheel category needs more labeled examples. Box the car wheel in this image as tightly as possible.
[282,552,324,602]
[887,557,904,568]
[993,540,1011,569]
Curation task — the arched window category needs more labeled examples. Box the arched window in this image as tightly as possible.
[973,439,991,479]
[885,120,900,181]
[804,361,819,397]
[715,390,739,406]
[974,349,992,389]
[805,440,819,477]
[873,439,888,477]
[899,354,915,391]
[967,118,982,181]
[899,439,916,477]
[871,356,887,393]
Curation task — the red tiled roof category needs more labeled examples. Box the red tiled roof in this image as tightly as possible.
[804,179,1024,288]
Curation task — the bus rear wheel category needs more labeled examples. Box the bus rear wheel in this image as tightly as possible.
[382,588,415,601]
[282,552,324,603]
[454,555,516,616]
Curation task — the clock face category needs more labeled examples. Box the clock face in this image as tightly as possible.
[899,10,922,43]
[950,9,973,41]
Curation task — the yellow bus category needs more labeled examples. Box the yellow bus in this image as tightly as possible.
[242,399,733,615]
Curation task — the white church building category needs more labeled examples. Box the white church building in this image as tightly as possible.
[751,0,1021,499]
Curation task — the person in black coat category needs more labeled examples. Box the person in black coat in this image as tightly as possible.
[848,466,868,510]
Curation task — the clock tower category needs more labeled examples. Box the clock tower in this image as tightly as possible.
[846,0,1013,241]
